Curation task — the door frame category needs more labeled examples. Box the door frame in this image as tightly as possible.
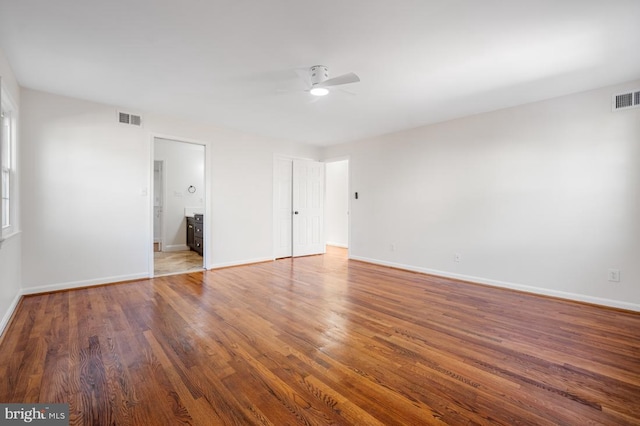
[149,133,210,277]
[323,155,351,258]
[153,159,165,252]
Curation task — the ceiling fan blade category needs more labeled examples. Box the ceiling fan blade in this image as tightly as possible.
[317,72,360,87]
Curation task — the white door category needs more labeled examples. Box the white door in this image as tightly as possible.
[292,159,325,257]
[273,158,325,258]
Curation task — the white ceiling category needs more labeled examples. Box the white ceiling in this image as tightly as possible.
[1,0,639,146]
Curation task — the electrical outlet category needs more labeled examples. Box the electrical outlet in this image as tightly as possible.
[454,253,461,263]
[608,269,620,282]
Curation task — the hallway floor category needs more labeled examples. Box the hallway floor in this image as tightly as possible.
[154,249,203,276]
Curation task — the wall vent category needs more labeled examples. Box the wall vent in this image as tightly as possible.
[118,111,142,126]
[612,89,640,111]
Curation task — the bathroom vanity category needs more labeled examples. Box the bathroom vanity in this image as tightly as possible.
[186,214,203,256]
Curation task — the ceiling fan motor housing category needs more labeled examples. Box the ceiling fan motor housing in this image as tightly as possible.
[310,65,329,85]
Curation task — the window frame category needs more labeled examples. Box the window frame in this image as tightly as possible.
[1,79,18,244]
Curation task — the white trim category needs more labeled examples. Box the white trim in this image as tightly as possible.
[323,155,351,163]
[350,255,640,312]
[162,244,190,252]
[148,134,155,277]
[273,155,289,260]
[151,132,211,147]
[273,153,319,162]
[326,242,348,248]
[1,85,19,241]
[209,256,273,269]
[0,291,22,337]
[0,229,19,242]
[21,273,150,295]
[0,229,20,249]
[153,159,165,251]
[153,269,205,278]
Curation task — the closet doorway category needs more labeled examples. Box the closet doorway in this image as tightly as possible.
[325,159,349,252]
[273,157,325,258]
[153,137,206,276]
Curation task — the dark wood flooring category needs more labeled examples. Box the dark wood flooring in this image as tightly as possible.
[1,247,639,425]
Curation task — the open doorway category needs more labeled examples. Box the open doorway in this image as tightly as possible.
[325,159,349,252]
[153,137,206,276]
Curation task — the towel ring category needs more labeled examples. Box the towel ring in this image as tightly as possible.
[188,185,196,193]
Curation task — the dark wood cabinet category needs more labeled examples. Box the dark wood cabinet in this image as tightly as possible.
[186,214,203,256]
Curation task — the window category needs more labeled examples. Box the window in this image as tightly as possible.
[1,83,17,242]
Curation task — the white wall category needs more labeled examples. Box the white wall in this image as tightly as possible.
[19,88,321,292]
[154,138,204,251]
[325,160,349,248]
[323,80,640,311]
[0,47,21,334]
[20,90,150,291]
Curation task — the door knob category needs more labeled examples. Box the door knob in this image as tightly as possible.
[294,211,299,215]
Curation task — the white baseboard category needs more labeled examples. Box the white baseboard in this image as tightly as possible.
[350,255,640,312]
[21,273,150,295]
[326,242,348,248]
[209,256,273,269]
[0,291,23,337]
[163,244,189,252]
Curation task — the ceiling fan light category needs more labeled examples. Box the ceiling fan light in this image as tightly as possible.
[310,87,329,96]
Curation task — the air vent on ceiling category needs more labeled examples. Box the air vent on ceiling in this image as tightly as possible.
[612,89,640,111]
[118,111,142,126]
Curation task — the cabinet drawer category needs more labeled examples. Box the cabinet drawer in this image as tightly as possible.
[194,224,203,237]
[194,214,203,223]
[186,220,195,242]
[193,237,203,255]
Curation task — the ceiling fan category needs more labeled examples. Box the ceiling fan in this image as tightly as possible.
[305,65,360,96]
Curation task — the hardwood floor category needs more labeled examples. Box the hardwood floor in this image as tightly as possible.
[1,247,639,425]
